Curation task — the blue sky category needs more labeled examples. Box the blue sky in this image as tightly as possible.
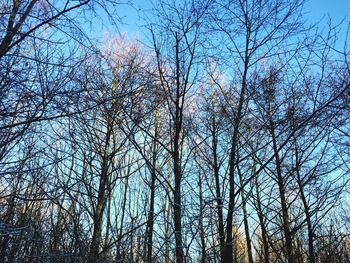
[305,0,350,50]
[90,0,350,44]
[114,0,350,37]
[306,0,350,23]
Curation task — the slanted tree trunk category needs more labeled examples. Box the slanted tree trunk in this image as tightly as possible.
[88,154,109,263]
[224,54,249,263]
[294,143,315,263]
[254,168,270,263]
[88,114,115,263]
[267,98,295,263]
[237,163,254,263]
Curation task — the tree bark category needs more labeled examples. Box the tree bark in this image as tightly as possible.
[146,111,159,263]
[254,172,270,263]
[267,101,295,263]
[211,99,225,261]
[238,164,254,263]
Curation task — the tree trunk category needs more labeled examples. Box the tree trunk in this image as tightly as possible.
[146,113,159,263]
[254,171,270,263]
[198,174,207,263]
[88,160,108,263]
[268,102,295,263]
[295,150,315,263]
[172,32,184,263]
[211,105,225,261]
[173,149,184,263]
[238,164,254,263]
[224,59,248,263]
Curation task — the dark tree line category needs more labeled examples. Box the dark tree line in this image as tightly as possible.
[1,0,350,262]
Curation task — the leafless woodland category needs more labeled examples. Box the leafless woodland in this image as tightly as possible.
[1,1,350,262]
